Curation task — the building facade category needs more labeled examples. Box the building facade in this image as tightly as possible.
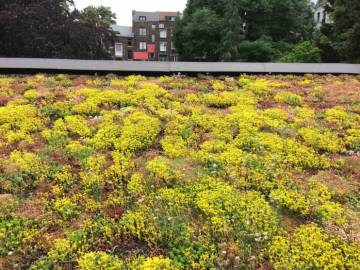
[111,11,180,61]
[314,0,332,28]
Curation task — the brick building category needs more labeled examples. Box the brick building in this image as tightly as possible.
[111,10,180,61]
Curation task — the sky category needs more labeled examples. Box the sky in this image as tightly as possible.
[75,0,188,26]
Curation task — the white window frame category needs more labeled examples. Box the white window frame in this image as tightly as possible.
[139,16,146,21]
[114,43,123,58]
[160,42,167,52]
[139,28,147,36]
[151,34,156,43]
[160,30,167,39]
[152,24,156,30]
[159,23,165,29]
[139,42,147,51]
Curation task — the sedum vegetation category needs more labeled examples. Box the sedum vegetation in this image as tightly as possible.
[0,74,360,269]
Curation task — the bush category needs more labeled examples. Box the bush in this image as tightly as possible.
[275,92,303,106]
[325,107,358,129]
[298,127,345,153]
[138,256,174,270]
[146,156,182,187]
[269,224,360,269]
[160,136,188,158]
[115,112,161,154]
[78,252,123,270]
[280,41,321,63]
[202,92,238,108]
[53,197,79,220]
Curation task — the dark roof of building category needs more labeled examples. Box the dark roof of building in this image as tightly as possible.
[110,25,133,37]
[132,10,180,22]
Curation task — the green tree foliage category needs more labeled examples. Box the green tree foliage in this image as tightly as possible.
[173,8,223,61]
[174,0,315,62]
[332,0,360,63]
[0,0,115,59]
[280,41,321,63]
[80,6,116,26]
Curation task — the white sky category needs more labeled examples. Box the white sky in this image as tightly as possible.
[74,0,188,26]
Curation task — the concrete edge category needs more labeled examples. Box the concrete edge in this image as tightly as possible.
[0,58,359,74]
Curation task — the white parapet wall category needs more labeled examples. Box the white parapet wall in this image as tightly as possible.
[0,58,359,74]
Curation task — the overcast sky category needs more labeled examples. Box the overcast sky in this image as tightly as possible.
[75,0,188,26]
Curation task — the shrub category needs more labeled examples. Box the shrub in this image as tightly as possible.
[127,173,146,196]
[1,150,46,193]
[325,107,357,129]
[298,127,345,153]
[54,74,72,87]
[42,118,68,146]
[270,188,311,216]
[115,112,161,154]
[106,151,134,184]
[275,92,303,106]
[47,238,73,264]
[202,92,238,108]
[24,90,42,100]
[211,80,228,91]
[194,179,279,238]
[0,104,45,144]
[0,217,33,256]
[86,78,104,88]
[80,155,106,196]
[160,136,188,158]
[78,252,123,270]
[280,41,321,63]
[53,198,79,219]
[268,224,360,270]
[64,115,91,137]
[345,129,360,151]
[146,156,182,186]
[138,256,174,270]
[120,205,161,246]
[239,77,278,97]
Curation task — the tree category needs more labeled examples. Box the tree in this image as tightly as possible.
[174,0,315,62]
[218,0,244,61]
[173,8,223,61]
[332,0,360,63]
[280,41,321,63]
[80,6,116,25]
[0,0,115,59]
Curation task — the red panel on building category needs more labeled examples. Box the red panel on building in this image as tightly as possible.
[133,52,148,60]
[147,44,156,53]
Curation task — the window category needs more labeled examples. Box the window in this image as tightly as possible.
[317,12,320,22]
[139,42,147,51]
[322,11,326,23]
[159,55,167,62]
[159,23,165,29]
[128,38,132,46]
[152,24,156,30]
[115,43,123,58]
[160,42,167,52]
[139,16,146,21]
[160,30,167,39]
[139,28,147,36]
[165,16,176,21]
[151,34,156,43]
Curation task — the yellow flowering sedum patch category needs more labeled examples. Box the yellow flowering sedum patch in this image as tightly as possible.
[0,74,359,270]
